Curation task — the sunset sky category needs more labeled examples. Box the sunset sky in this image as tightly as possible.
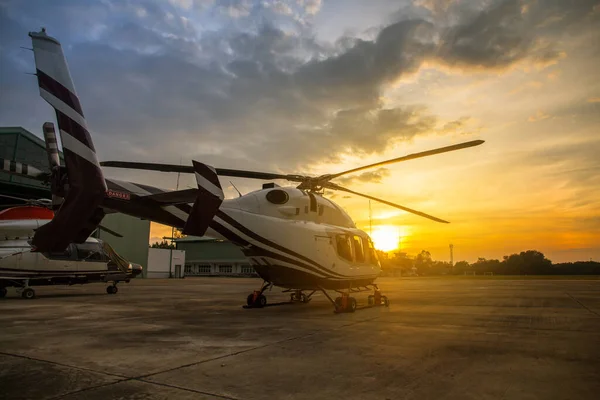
[1,0,599,263]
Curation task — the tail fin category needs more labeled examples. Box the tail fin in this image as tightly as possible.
[182,161,224,236]
[29,29,107,252]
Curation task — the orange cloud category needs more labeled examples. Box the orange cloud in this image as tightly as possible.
[528,110,551,122]
[587,97,600,103]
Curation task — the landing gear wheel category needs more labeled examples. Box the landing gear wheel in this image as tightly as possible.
[347,297,357,313]
[0,288,7,298]
[22,288,35,300]
[247,293,267,307]
[106,286,118,294]
[382,296,389,307]
[368,295,374,306]
[258,294,267,307]
[334,296,343,312]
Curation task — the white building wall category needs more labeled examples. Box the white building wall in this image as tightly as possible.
[147,248,186,278]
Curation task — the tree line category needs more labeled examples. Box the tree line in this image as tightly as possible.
[379,249,600,276]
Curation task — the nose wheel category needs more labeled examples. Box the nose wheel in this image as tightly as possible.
[244,281,272,308]
[106,284,118,294]
[334,293,357,313]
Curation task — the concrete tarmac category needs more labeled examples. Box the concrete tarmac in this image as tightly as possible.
[1,277,599,400]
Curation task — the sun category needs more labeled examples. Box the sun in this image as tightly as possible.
[370,225,401,252]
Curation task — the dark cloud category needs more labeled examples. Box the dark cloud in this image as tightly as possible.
[336,168,391,186]
[1,0,598,188]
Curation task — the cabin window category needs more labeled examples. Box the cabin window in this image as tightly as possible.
[75,243,107,261]
[352,235,365,263]
[336,235,353,262]
[266,189,289,204]
[363,237,378,265]
[45,245,73,260]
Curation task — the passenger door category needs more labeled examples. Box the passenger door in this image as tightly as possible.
[43,245,77,274]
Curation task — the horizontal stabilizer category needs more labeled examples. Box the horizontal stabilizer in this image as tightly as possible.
[182,161,224,237]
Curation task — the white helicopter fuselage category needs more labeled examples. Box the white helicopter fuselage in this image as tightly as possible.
[203,186,382,290]
[0,235,142,282]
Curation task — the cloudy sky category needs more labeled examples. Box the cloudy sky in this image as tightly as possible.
[1,0,599,262]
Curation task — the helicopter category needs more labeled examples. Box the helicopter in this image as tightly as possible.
[1,29,483,311]
[0,199,143,299]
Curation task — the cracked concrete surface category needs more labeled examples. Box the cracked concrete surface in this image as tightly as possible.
[1,277,599,400]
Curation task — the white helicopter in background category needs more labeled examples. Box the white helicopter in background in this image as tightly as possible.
[1,29,483,311]
[0,194,143,299]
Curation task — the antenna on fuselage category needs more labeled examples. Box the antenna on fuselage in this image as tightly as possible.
[229,181,242,198]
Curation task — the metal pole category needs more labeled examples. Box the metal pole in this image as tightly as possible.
[369,200,372,236]
[169,167,181,279]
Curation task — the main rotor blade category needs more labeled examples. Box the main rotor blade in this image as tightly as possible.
[0,194,29,202]
[328,140,485,180]
[326,183,449,223]
[100,161,304,182]
[97,224,124,238]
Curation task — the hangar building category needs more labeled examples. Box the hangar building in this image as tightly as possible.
[1,126,151,274]
[176,236,257,277]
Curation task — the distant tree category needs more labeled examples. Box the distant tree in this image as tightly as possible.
[519,250,552,274]
[390,252,414,275]
[415,250,432,274]
[151,240,174,249]
[430,260,451,275]
[472,258,501,274]
[453,261,470,274]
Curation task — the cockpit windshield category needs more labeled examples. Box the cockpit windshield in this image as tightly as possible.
[101,241,130,273]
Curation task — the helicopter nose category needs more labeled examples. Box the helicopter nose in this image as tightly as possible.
[130,263,143,276]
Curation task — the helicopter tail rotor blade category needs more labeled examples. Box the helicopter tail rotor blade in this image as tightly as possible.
[325,183,450,224]
[43,122,61,169]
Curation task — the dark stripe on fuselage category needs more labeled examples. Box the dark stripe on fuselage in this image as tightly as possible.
[210,220,345,279]
[37,69,84,116]
[131,183,166,195]
[216,210,349,278]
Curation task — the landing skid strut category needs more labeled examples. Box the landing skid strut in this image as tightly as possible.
[321,284,390,313]
[242,282,389,313]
